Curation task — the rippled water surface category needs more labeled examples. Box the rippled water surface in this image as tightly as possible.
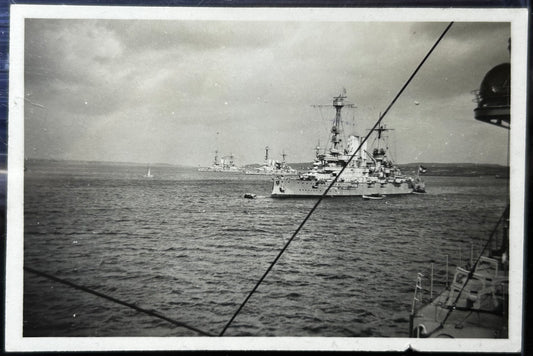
[23,161,508,337]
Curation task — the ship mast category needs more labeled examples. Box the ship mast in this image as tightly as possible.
[312,91,355,158]
[374,124,393,149]
[330,94,346,156]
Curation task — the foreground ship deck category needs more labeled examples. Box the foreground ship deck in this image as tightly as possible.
[409,43,511,339]
[410,255,508,338]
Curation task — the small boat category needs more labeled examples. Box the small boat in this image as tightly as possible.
[243,193,257,199]
[362,194,385,200]
[413,185,426,194]
[412,167,426,193]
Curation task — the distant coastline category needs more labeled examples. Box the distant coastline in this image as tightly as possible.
[268,162,509,177]
[24,158,190,169]
[25,158,509,177]
[398,162,509,177]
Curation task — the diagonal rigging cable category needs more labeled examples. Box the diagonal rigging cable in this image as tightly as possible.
[23,22,454,338]
[219,21,454,336]
[24,266,215,336]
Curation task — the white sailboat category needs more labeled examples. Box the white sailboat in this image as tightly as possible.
[144,166,154,178]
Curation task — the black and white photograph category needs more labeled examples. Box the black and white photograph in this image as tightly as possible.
[5,5,527,352]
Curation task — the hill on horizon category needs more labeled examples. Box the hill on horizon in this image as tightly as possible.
[257,161,509,177]
[24,158,189,168]
[26,158,509,177]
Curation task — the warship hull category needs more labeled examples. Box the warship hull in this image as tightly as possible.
[245,170,298,176]
[198,167,242,173]
[272,177,413,197]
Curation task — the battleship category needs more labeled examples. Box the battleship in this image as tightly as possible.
[198,150,243,173]
[17,18,521,352]
[271,93,417,197]
[245,146,298,176]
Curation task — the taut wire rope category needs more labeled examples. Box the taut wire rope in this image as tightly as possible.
[219,21,454,336]
[24,266,214,336]
[25,22,454,338]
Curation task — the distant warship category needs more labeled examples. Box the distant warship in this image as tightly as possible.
[245,146,298,176]
[198,150,242,173]
[271,93,417,197]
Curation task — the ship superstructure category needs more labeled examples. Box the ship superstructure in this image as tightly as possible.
[198,150,243,173]
[245,146,298,176]
[271,93,415,197]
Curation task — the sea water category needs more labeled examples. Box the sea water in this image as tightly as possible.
[22,160,508,337]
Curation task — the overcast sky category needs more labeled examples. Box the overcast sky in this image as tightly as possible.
[24,19,511,166]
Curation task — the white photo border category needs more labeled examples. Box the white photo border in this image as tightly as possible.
[6,5,528,352]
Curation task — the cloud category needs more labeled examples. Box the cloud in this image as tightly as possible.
[23,18,512,166]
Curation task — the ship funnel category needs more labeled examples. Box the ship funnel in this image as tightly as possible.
[347,135,366,159]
